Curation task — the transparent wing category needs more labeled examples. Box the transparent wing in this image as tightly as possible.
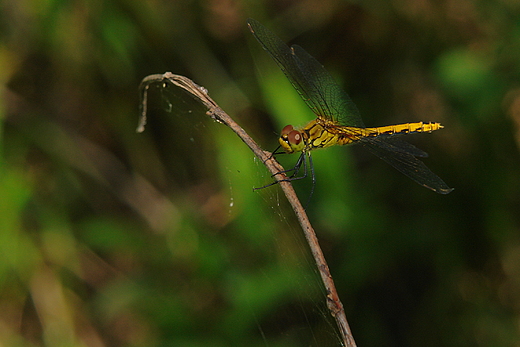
[370,135,429,157]
[248,18,364,127]
[360,136,453,194]
[291,45,364,127]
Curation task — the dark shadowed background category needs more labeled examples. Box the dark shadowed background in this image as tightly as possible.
[2,0,520,346]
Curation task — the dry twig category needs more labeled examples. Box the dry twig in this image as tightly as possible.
[138,72,357,347]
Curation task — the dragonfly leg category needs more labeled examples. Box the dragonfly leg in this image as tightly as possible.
[264,144,284,163]
[273,152,307,180]
[254,152,310,190]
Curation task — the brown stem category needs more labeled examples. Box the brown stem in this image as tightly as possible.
[138,72,357,347]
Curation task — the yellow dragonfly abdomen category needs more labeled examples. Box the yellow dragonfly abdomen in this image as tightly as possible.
[280,120,444,153]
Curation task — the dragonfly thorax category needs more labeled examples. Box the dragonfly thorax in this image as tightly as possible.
[279,124,305,153]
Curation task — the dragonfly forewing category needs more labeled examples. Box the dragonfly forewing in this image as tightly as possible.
[248,18,364,127]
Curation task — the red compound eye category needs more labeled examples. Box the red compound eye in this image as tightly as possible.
[288,130,302,145]
[281,125,294,136]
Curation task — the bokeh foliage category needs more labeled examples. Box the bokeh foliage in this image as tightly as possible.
[2,0,520,346]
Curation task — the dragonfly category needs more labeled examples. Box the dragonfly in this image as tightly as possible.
[248,18,453,194]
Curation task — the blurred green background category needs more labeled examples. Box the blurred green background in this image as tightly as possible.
[2,0,520,346]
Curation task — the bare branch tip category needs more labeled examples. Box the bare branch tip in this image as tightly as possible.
[136,119,146,133]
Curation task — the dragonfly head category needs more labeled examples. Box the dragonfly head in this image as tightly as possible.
[279,125,305,153]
